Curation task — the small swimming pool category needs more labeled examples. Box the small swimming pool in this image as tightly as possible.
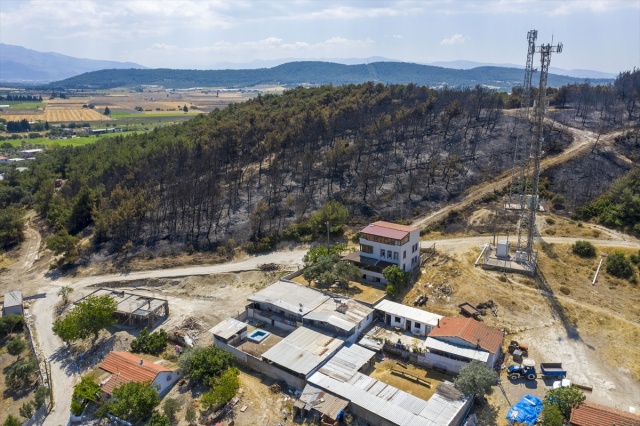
[248,329,270,343]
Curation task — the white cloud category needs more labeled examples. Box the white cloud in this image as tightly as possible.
[441,33,468,45]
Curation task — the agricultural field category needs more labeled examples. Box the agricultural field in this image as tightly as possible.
[0,87,264,125]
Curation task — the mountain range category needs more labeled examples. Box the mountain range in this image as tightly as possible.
[50,62,613,91]
[0,43,146,82]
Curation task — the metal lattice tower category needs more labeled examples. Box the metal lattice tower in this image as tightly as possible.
[524,40,563,259]
[522,30,538,113]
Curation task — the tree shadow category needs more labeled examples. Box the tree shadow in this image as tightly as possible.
[49,334,117,376]
[474,401,501,426]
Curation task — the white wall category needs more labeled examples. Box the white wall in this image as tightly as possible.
[384,313,431,337]
[359,228,421,273]
[154,370,181,396]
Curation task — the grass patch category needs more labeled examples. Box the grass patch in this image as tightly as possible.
[0,102,44,110]
[2,136,99,147]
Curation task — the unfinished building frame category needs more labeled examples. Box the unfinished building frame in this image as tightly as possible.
[76,288,169,328]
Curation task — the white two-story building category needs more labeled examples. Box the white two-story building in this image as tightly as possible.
[343,221,421,284]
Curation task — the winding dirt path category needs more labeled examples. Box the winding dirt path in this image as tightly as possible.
[411,122,629,229]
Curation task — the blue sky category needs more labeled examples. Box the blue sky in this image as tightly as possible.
[1,0,638,73]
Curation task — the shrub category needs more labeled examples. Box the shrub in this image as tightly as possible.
[7,335,27,357]
[130,327,168,355]
[559,286,571,295]
[19,401,35,419]
[5,357,38,388]
[34,386,50,406]
[572,241,596,258]
[545,217,556,225]
[3,415,21,426]
[148,412,171,426]
[606,252,635,280]
[178,346,234,385]
[162,398,180,422]
[200,367,240,409]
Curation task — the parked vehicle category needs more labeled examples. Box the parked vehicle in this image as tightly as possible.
[508,360,567,380]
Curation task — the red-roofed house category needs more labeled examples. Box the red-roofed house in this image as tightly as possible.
[424,317,504,373]
[343,221,421,283]
[570,401,640,426]
[97,351,181,396]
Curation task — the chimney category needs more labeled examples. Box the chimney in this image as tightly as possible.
[139,359,144,365]
[437,318,440,327]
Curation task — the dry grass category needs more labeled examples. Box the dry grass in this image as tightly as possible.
[369,359,453,400]
[290,275,386,304]
[539,215,611,239]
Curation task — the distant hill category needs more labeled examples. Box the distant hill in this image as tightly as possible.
[0,43,146,82]
[51,61,613,91]
[429,60,618,79]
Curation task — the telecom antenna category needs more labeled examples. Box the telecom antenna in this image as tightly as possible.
[524,39,563,260]
[522,30,538,114]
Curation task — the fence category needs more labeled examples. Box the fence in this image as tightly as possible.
[23,314,54,424]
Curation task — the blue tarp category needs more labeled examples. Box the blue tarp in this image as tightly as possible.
[506,394,543,425]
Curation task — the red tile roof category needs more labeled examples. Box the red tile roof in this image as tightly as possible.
[428,317,503,354]
[570,402,640,426]
[360,221,418,240]
[98,352,171,395]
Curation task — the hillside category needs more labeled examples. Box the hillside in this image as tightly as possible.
[0,43,146,82]
[50,61,613,90]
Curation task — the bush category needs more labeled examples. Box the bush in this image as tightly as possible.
[5,357,38,388]
[454,360,497,398]
[148,412,171,426]
[606,252,635,280]
[130,327,168,355]
[559,286,571,295]
[162,398,180,422]
[178,346,234,385]
[19,401,35,419]
[545,217,556,225]
[572,241,596,258]
[35,386,50,406]
[200,367,240,409]
[109,381,160,422]
[3,415,21,426]
[7,335,27,356]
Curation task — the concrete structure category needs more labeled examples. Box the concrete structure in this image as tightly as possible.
[317,344,376,382]
[303,297,374,343]
[569,401,640,426]
[97,352,180,396]
[2,290,24,316]
[343,221,421,283]
[374,299,442,336]
[247,280,330,331]
[425,317,504,373]
[210,317,247,345]
[262,326,345,381]
[76,288,169,328]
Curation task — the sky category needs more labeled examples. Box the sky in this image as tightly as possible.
[0,0,639,73]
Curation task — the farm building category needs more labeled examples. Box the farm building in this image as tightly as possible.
[569,401,640,426]
[309,370,471,426]
[374,299,442,336]
[97,351,180,396]
[343,221,422,283]
[262,326,345,381]
[424,317,504,373]
[2,290,24,316]
[76,288,169,327]
[303,297,374,343]
[246,280,330,331]
[294,383,349,424]
[210,317,247,345]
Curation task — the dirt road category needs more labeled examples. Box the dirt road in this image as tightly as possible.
[411,123,627,229]
[423,235,640,251]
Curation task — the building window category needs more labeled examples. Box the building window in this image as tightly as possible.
[393,252,398,261]
[394,316,402,323]
[361,244,374,254]
[403,250,406,259]
[381,249,386,257]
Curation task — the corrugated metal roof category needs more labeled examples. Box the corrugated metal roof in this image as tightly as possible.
[428,317,503,354]
[419,383,469,425]
[3,291,23,308]
[262,327,345,377]
[209,318,247,340]
[304,298,373,333]
[298,383,349,420]
[424,337,490,362]
[318,344,375,382]
[570,401,640,426]
[360,223,409,240]
[375,300,443,327]
[310,371,469,426]
[309,371,429,426]
[248,280,330,316]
